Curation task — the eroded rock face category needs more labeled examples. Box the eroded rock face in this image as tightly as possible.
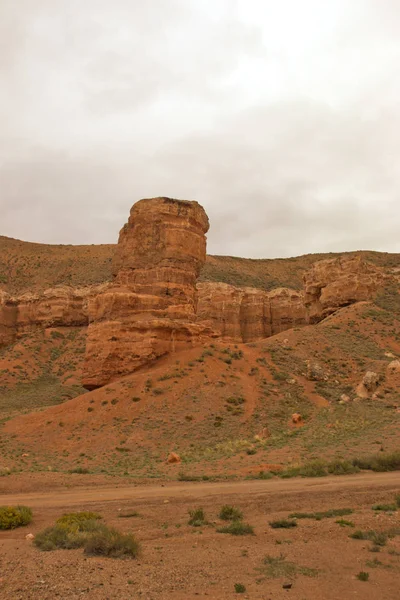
[82,197,214,389]
[196,282,306,342]
[0,286,99,347]
[303,256,387,323]
[0,290,17,346]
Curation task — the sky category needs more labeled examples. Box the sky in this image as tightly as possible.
[1,0,400,258]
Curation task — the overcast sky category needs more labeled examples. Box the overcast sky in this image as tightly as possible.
[1,0,400,258]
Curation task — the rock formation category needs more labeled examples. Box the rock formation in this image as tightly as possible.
[196,282,305,342]
[0,286,101,347]
[82,197,215,389]
[303,256,387,323]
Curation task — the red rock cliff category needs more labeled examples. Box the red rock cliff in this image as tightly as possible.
[82,197,214,389]
[196,283,305,342]
[303,256,387,323]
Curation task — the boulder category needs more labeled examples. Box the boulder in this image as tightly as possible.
[167,452,181,464]
[306,362,326,381]
[356,371,379,398]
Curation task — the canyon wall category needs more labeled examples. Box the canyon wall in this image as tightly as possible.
[196,283,305,342]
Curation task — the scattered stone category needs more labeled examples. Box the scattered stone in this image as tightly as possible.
[292,413,302,424]
[306,362,325,381]
[356,371,379,398]
[340,394,350,404]
[25,533,34,540]
[167,452,181,464]
[387,360,400,374]
[282,582,293,589]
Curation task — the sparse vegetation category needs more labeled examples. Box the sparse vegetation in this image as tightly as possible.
[269,519,297,529]
[258,554,318,579]
[219,505,243,521]
[0,505,32,530]
[289,508,353,521]
[357,571,370,582]
[188,508,206,527]
[217,521,254,535]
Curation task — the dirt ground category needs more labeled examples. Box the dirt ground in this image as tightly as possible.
[0,473,399,599]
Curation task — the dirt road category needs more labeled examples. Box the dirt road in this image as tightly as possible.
[2,471,399,507]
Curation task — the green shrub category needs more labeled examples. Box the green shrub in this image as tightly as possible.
[372,503,397,512]
[219,505,243,521]
[0,505,32,530]
[269,519,297,529]
[352,451,400,472]
[56,512,102,528]
[357,571,369,581]
[289,508,353,521]
[217,521,254,535]
[336,519,354,527]
[188,508,206,527]
[350,530,388,546]
[234,583,246,593]
[84,528,140,558]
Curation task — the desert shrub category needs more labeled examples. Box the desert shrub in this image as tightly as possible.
[234,583,246,593]
[327,460,359,475]
[357,571,370,581]
[246,470,274,480]
[68,467,90,474]
[217,521,254,535]
[219,505,243,521]
[289,508,353,521]
[0,505,32,530]
[350,530,388,546]
[84,528,140,558]
[56,512,102,527]
[336,519,354,527]
[352,451,400,472]
[269,519,297,529]
[372,503,397,512]
[188,508,206,527]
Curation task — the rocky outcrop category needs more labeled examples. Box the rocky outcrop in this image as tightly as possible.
[303,256,387,323]
[196,282,306,342]
[0,290,17,346]
[82,198,215,389]
[0,286,101,347]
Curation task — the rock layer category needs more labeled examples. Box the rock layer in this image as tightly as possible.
[0,286,99,347]
[82,197,214,389]
[303,256,387,323]
[196,282,306,342]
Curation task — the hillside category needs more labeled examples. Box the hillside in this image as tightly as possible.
[2,296,400,478]
[1,234,400,294]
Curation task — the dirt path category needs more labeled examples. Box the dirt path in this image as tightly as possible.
[2,471,399,507]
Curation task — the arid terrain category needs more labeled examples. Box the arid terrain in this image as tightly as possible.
[1,197,400,599]
[0,473,400,599]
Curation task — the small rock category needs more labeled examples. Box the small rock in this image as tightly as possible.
[167,452,181,464]
[340,394,350,404]
[25,533,34,540]
[163,500,169,504]
[292,413,302,424]
[306,362,325,381]
[282,582,293,589]
[21,453,29,458]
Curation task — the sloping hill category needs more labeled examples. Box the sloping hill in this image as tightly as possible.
[1,234,400,294]
[2,295,399,479]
